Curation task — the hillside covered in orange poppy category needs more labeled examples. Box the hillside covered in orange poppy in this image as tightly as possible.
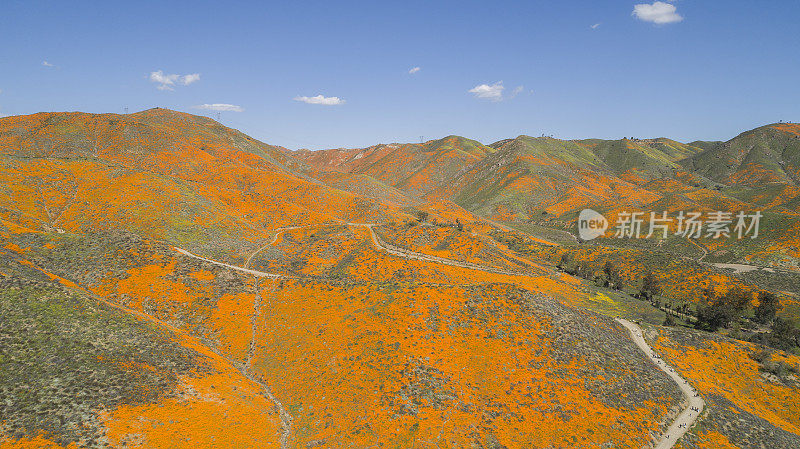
[1,109,799,448]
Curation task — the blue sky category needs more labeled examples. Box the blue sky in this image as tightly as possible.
[1,0,798,149]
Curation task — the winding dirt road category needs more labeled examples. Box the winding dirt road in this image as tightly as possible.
[177,223,541,278]
[687,238,709,262]
[245,226,303,269]
[350,222,547,276]
[617,318,705,449]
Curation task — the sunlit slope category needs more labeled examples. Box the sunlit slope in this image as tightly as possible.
[447,135,667,219]
[303,171,420,207]
[252,280,680,447]
[0,109,397,258]
[578,137,705,182]
[650,326,800,449]
[451,131,798,229]
[294,135,496,199]
[296,133,717,222]
[0,108,301,172]
[682,123,800,186]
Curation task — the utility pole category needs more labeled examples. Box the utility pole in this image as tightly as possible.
[216,112,221,122]
[420,136,424,144]
[124,107,128,114]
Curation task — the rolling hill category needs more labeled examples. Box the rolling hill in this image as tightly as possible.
[682,123,800,186]
[1,110,799,449]
[0,109,403,261]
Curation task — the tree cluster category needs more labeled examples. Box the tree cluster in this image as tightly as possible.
[695,286,752,332]
[557,254,624,291]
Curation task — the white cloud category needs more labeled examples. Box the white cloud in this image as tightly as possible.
[293,95,345,105]
[195,103,244,112]
[408,66,421,74]
[633,2,683,24]
[591,23,601,30]
[149,70,200,90]
[42,61,55,67]
[469,82,505,101]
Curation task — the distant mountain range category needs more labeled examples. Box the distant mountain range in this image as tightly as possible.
[295,122,800,220]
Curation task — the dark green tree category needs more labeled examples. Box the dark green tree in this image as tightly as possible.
[576,261,592,279]
[558,253,574,271]
[754,291,781,324]
[724,287,753,315]
[766,318,800,351]
[603,261,623,290]
[640,271,661,301]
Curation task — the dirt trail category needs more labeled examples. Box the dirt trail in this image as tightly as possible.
[687,238,709,262]
[246,277,293,449]
[174,247,283,278]
[349,222,548,276]
[616,319,705,449]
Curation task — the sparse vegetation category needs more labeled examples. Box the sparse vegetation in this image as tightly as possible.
[0,279,209,446]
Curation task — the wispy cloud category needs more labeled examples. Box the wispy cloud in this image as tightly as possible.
[469,82,526,102]
[508,85,525,99]
[469,82,505,101]
[294,95,345,105]
[195,103,244,112]
[633,1,683,24]
[408,66,421,74]
[182,73,201,85]
[42,61,55,67]
[149,70,201,91]
[591,23,601,30]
